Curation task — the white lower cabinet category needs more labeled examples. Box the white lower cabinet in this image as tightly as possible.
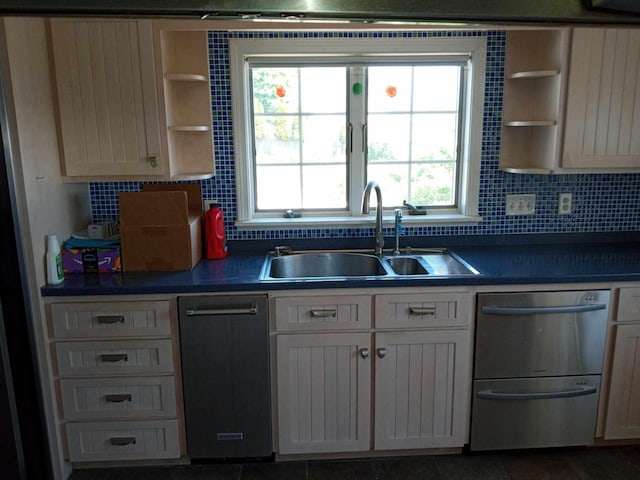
[276,332,371,454]
[604,324,640,439]
[48,298,182,462]
[374,330,470,450]
[273,289,472,456]
[604,288,640,440]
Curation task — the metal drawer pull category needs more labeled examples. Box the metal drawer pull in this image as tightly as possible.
[310,309,337,318]
[109,436,136,446]
[477,386,597,401]
[96,315,125,324]
[104,394,132,403]
[217,432,244,441]
[409,307,436,315]
[481,304,607,315]
[185,307,257,316]
[377,347,387,358]
[100,353,128,363]
[359,348,369,359]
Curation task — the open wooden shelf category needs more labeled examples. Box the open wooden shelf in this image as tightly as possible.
[499,29,570,174]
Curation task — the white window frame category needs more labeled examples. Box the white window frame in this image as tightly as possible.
[229,35,486,228]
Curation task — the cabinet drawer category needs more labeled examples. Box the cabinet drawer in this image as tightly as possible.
[51,301,171,339]
[66,419,180,462]
[617,288,640,322]
[274,295,371,331]
[56,339,174,376]
[375,293,470,329]
[60,376,176,420]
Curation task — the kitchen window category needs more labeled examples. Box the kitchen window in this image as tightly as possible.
[230,36,486,227]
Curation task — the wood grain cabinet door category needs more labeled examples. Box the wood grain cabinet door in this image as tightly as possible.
[374,330,470,450]
[49,18,163,177]
[563,28,640,169]
[276,332,371,454]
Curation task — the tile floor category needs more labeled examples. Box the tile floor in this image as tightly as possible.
[69,445,640,479]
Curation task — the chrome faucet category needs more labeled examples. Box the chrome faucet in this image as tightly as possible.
[361,181,384,256]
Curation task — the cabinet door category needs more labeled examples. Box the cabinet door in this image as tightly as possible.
[374,330,470,450]
[49,19,163,177]
[276,332,371,454]
[563,28,640,169]
[604,324,640,439]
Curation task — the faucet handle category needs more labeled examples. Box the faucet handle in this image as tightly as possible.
[395,208,403,234]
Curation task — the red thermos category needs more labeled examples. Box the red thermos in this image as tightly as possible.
[205,203,228,259]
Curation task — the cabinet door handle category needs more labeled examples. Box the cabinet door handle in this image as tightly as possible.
[100,353,128,363]
[109,436,136,446]
[104,393,132,403]
[310,309,337,318]
[377,347,387,358]
[359,348,369,359]
[409,307,436,316]
[147,155,159,168]
[96,315,125,324]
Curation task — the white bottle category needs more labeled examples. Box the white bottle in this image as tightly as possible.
[46,234,64,285]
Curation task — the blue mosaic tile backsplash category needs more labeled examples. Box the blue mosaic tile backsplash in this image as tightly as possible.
[89,29,640,240]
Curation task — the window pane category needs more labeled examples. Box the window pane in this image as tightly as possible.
[367,163,410,207]
[367,114,411,162]
[410,162,456,206]
[252,66,348,211]
[300,67,346,113]
[302,165,347,209]
[411,113,458,161]
[256,165,301,210]
[252,68,299,114]
[302,115,346,164]
[413,66,460,111]
[368,66,412,112]
[367,65,461,208]
[254,115,299,165]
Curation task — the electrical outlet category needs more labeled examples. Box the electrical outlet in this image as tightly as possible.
[205,199,218,211]
[558,193,572,215]
[506,194,536,216]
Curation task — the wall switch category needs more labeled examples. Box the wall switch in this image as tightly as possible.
[506,194,536,215]
[205,199,218,211]
[558,193,572,215]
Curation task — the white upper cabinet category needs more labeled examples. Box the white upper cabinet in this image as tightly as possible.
[500,27,640,174]
[49,19,215,181]
[49,19,164,179]
[563,28,640,170]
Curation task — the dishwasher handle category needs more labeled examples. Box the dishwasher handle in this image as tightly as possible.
[477,386,597,401]
[481,304,607,316]
[185,306,257,316]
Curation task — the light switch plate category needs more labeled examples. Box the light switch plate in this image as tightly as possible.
[506,194,536,215]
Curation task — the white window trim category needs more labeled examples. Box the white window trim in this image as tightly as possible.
[229,36,486,229]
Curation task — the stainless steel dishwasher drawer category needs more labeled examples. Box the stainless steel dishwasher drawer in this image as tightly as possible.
[178,295,271,459]
[471,375,601,451]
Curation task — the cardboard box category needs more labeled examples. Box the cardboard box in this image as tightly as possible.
[62,247,122,273]
[119,183,203,271]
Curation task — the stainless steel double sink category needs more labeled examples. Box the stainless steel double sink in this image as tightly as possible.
[259,248,480,281]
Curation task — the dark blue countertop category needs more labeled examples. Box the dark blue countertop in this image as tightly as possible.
[41,234,640,297]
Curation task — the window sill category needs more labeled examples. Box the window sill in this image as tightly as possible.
[235,214,482,230]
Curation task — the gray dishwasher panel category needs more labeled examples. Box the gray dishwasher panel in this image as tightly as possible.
[178,295,271,459]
